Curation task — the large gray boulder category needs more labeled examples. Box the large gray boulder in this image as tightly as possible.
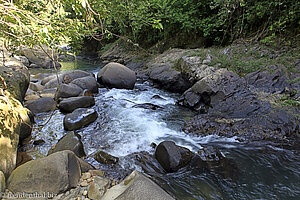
[63,108,98,131]
[101,170,174,200]
[155,141,193,173]
[97,62,136,89]
[48,131,86,157]
[71,76,98,93]
[57,83,83,98]
[26,97,56,114]
[7,150,81,194]
[59,96,95,113]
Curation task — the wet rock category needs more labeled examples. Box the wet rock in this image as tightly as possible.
[101,170,174,200]
[97,62,136,89]
[151,95,166,100]
[88,176,110,200]
[94,150,119,165]
[58,83,83,98]
[26,97,56,115]
[7,150,81,194]
[71,76,98,93]
[63,108,98,131]
[19,111,33,142]
[147,64,191,93]
[48,131,86,158]
[132,103,163,110]
[0,171,5,192]
[16,152,33,168]
[59,96,95,113]
[155,141,194,173]
[29,82,44,92]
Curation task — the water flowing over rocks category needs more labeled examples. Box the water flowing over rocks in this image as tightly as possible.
[97,62,136,89]
[7,150,81,194]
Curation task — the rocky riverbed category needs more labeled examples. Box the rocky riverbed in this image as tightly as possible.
[0,43,299,199]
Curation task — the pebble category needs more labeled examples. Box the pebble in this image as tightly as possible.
[87,178,92,183]
[82,172,91,180]
[83,190,88,196]
[80,180,89,187]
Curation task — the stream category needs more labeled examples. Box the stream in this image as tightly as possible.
[29,61,300,200]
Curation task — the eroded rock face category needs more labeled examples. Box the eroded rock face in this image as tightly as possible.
[63,108,98,131]
[7,150,81,194]
[97,62,136,89]
[155,141,193,173]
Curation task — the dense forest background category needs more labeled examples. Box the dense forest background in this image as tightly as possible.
[0,0,299,53]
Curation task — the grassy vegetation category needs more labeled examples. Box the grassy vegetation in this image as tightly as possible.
[185,43,300,77]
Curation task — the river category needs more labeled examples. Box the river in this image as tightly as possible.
[29,60,300,200]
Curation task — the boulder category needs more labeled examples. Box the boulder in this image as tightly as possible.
[88,176,110,200]
[26,97,56,114]
[0,171,5,192]
[40,88,57,98]
[29,82,44,92]
[147,64,191,93]
[57,84,83,98]
[63,108,98,131]
[33,73,52,80]
[59,96,95,113]
[7,150,81,194]
[0,57,30,102]
[48,131,86,158]
[0,89,28,176]
[44,75,63,89]
[41,74,58,85]
[62,70,93,83]
[19,111,33,141]
[71,76,98,93]
[179,68,245,110]
[97,62,136,89]
[155,141,193,173]
[14,55,29,67]
[94,150,119,165]
[101,170,174,200]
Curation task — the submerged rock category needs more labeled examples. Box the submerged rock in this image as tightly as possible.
[155,141,194,173]
[101,170,174,200]
[7,150,81,194]
[63,108,98,131]
[97,62,136,89]
[59,96,95,113]
[94,150,119,165]
[48,131,86,158]
[132,103,163,110]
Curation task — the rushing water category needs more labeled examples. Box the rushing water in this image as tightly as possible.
[30,61,300,200]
